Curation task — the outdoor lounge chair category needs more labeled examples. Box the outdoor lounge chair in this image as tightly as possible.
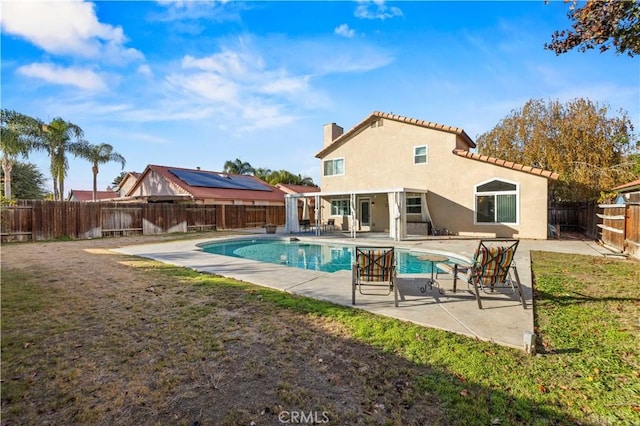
[436,239,526,309]
[352,246,398,307]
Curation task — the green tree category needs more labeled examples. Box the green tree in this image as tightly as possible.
[111,171,128,188]
[476,98,637,201]
[264,169,317,186]
[78,143,126,201]
[34,118,87,201]
[253,167,272,182]
[223,158,255,175]
[0,109,40,200]
[0,161,48,199]
[546,0,640,57]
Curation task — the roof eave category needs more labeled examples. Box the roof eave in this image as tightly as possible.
[315,111,475,158]
[452,149,559,180]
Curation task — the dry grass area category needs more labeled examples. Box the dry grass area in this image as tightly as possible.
[1,234,446,425]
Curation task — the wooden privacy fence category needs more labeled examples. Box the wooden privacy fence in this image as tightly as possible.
[548,201,599,238]
[597,203,640,257]
[1,201,288,242]
[549,201,640,259]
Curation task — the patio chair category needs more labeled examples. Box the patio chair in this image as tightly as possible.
[299,219,310,232]
[323,218,335,232]
[436,239,526,309]
[352,246,398,307]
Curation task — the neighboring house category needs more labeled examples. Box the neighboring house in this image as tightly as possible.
[116,172,140,197]
[613,178,640,203]
[288,111,558,240]
[68,189,119,202]
[124,164,286,205]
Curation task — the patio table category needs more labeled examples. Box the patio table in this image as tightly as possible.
[417,254,448,291]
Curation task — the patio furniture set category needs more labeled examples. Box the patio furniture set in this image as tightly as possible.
[352,239,526,310]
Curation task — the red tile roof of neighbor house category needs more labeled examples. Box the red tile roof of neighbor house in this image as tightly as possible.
[276,183,321,194]
[70,190,119,201]
[452,149,559,180]
[316,111,476,158]
[613,178,640,191]
[131,165,287,203]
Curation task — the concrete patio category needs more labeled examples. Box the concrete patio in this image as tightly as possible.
[112,231,611,351]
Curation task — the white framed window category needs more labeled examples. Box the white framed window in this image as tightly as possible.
[406,196,422,214]
[330,199,350,216]
[414,145,428,164]
[474,179,518,224]
[323,158,345,176]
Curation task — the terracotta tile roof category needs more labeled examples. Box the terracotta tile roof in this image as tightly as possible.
[613,178,640,191]
[316,111,475,158]
[129,165,286,203]
[452,149,559,180]
[69,190,119,201]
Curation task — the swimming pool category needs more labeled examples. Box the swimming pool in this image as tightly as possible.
[199,238,454,274]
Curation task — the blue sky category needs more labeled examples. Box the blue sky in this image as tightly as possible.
[1,0,638,194]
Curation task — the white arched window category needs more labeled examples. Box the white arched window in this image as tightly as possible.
[474,179,518,224]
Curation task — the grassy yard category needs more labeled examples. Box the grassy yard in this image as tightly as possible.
[1,239,639,425]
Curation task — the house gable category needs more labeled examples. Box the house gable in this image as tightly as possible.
[316,111,475,159]
[318,113,470,193]
[117,172,140,196]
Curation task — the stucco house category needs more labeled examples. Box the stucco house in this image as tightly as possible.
[123,164,286,205]
[116,172,140,197]
[285,111,558,240]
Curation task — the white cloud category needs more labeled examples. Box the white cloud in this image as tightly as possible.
[137,64,154,77]
[355,0,403,20]
[0,1,142,62]
[165,71,240,104]
[181,50,257,76]
[17,63,107,91]
[335,24,355,38]
[176,48,312,101]
[152,0,242,24]
[239,101,298,131]
[261,76,310,95]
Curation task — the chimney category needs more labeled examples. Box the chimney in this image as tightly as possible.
[323,123,343,148]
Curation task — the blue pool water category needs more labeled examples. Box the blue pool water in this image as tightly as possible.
[199,238,453,274]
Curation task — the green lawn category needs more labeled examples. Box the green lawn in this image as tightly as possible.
[2,245,638,424]
[248,251,640,424]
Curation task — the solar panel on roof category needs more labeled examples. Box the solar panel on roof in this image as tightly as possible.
[169,169,272,192]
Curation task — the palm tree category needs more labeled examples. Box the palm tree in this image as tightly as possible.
[223,158,255,175]
[77,143,126,201]
[253,167,272,182]
[36,118,86,200]
[0,109,39,200]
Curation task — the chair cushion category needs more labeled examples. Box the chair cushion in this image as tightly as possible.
[357,249,394,282]
[473,246,513,285]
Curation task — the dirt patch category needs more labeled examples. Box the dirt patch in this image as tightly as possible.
[1,234,446,425]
